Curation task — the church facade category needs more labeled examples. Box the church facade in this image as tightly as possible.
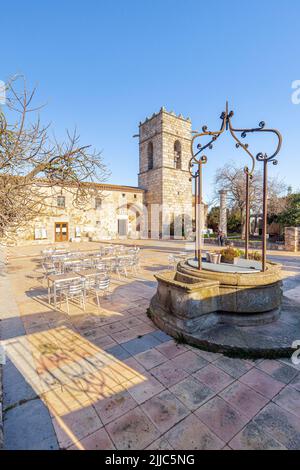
[15,108,194,245]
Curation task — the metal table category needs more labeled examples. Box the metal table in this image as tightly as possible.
[47,272,81,308]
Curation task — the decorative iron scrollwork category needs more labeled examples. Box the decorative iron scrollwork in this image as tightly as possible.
[189,102,282,272]
[190,101,282,176]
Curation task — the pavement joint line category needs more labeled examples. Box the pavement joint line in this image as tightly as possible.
[3,395,39,414]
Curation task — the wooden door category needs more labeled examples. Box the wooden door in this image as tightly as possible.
[118,219,128,237]
[55,222,68,242]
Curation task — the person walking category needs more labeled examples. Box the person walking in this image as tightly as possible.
[220,231,225,247]
[217,229,222,246]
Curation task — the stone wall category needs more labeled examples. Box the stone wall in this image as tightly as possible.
[285,227,300,252]
[6,107,197,245]
[11,184,144,245]
[138,108,193,237]
[204,238,285,251]
[219,190,227,236]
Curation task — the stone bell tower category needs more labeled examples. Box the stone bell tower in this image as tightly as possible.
[138,107,193,238]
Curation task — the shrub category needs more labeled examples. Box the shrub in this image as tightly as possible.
[248,251,262,261]
[221,246,244,262]
[203,233,216,239]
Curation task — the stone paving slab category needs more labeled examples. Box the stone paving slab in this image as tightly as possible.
[4,398,58,450]
[105,407,160,450]
[141,390,189,433]
[193,364,235,393]
[253,403,300,450]
[68,427,115,450]
[164,414,225,450]
[3,358,38,410]
[256,359,299,384]
[219,381,269,419]
[229,421,286,450]
[1,243,300,450]
[195,396,250,442]
[0,364,2,449]
[170,376,215,411]
[52,404,103,449]
[239,368,285,399]
[273,385,300,418]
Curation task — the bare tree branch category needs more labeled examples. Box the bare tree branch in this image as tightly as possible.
[0,76,110,242]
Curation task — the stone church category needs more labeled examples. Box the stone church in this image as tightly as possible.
[17,108,194,245]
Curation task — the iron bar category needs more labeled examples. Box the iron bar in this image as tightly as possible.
[194,173,197,260]
[262,159,268,271]
[245,170,250,259]
[198,162,202,270]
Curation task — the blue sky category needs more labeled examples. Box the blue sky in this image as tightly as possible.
[1,0,300,200]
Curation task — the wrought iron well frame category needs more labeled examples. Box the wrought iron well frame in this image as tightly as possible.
[189,102,282,272]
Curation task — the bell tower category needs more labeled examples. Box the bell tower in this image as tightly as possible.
[138,107,193,238]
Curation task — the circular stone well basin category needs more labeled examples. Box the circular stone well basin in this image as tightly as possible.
[187,258,262,274]
[177,258,282,314]
[149,258,285,358]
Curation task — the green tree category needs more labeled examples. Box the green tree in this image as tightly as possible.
[227,209,242,234]
[207,206,220,232]
[276,193,300,227]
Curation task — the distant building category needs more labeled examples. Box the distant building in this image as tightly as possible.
[138,107,193,238]
[13,108,195,245]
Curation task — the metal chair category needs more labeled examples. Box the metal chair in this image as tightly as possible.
[116,256,136,278]
[42,261,62,280]
[94,260,107,273]
[85,275,110,309]
[132,253,140,272]
[123,255,138,276]
[59,278,86,314]
[104,257,118,275]
[41,249,54,262]
[64,261,82,272]
[50,278,70,306]
[81,258,93,270]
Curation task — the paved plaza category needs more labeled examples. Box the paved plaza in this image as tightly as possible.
[1,240,300,450]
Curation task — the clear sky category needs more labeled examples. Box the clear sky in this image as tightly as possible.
[1,0,300,201]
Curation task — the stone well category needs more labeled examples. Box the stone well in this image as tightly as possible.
[178,259,282,317]
[149,258,285,357]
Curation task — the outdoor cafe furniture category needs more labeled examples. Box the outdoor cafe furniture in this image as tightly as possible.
[79,270,110,309]
[76,268,106,281]
[41,247,67,256]
[93,260,108,273]
[42,261,63,279]
[47,272,81,308]
[117,255,138,277]
[47,268,110,310]
[58,277,86,314]
[51,252,70,264]
[63,260,83,272]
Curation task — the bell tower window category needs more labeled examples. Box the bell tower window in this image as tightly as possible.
[148,141,154,170]
[174,140,182,169]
